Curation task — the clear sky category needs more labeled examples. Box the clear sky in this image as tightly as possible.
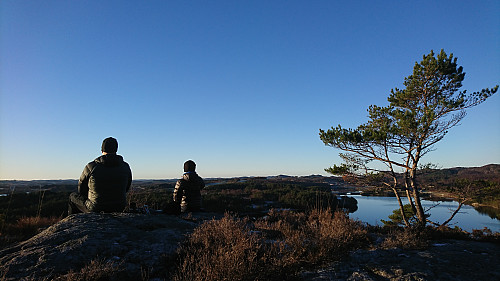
[1,1,499,180]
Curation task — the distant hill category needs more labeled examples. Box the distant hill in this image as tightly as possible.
[418,164,500,189]
[1,165,498,194]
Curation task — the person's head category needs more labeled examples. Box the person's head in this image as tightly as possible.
[101,137,118,154]
[184,160,196,172]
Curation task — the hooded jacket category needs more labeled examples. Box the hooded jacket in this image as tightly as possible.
[78,154,132,212]
[173,171,205,212]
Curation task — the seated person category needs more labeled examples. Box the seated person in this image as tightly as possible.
[68,137,132,214]
[173,160,205,213]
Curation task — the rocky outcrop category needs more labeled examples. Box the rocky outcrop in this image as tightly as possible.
[301,239,500,281]
[0,212,220,280]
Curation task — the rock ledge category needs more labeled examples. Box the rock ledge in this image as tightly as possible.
[0,212,218,280]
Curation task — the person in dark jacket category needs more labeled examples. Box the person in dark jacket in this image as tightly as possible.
[68,137,132,215]
[173,160,205,213]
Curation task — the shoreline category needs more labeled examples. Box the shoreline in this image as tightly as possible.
[332,185,500,211]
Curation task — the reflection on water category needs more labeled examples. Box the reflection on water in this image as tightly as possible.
[474,205,500,220]
[349,195,500,233]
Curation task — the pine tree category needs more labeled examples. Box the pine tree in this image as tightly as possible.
[320,50,498,227]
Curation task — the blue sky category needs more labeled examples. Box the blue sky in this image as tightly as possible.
[1,1,499,180]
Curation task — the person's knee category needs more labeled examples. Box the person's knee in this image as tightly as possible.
[68,192,90,213]
[69,192,79,202]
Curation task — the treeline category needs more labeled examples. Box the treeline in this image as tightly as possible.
[0,180,340,225]
[203,180,337,214]
[0,191,70,224]
[128,180,341,214]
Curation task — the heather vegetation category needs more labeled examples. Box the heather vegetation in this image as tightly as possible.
[173,209,368,281]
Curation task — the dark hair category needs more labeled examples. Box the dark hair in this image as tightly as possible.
[184,160,196,172]
[101,137,118,153]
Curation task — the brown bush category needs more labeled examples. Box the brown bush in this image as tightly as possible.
[256,209,368,265]
[425,225,500,242]
[380,227,428,250]
[172,213,267,281]
[173,209,369,280]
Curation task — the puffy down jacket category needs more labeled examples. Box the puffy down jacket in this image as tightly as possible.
[78,154,132,212]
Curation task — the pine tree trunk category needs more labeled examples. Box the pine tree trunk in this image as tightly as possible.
[390,173,410,227]
[404,173,417,213]
[409,172,426,227]
[393,187,410,227]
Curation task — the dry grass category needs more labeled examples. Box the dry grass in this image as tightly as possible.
[1,259,125,281]
[256,209,369,266]
[0,216,61,248]
[173,213,264,281]
[10,216,61,234]
[53,259,124,281]
[380,227,429,250]
[173,208,369,280]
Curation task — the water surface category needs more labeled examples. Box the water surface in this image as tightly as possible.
[350,195,500,233]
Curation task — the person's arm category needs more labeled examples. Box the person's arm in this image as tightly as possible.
[77,163,93,198]
[200,177,205,190]
[126,163,132,193]
[173,179,184,203]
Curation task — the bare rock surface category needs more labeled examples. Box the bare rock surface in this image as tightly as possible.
[0,212,220,280]
[302,239,500,281]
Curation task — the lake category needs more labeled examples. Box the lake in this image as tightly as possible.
[349,195,500,233]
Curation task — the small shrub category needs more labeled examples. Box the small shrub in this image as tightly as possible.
[469,227,500,242]
[173,213,268,281]
[380,204,420,227]
[256,209,368,265]
[380,227,428,250]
